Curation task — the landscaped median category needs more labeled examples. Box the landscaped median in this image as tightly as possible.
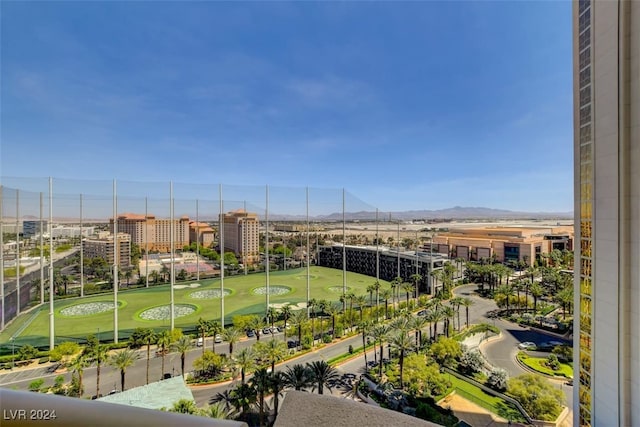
[516,351,573,379]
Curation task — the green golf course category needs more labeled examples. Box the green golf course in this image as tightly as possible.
[1,267,388,348]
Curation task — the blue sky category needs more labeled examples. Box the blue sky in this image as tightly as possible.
[1,1,573,214]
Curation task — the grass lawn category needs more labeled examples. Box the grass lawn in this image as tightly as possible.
[446,375,525,422]
[1,267,388,348]
[517,352,573,378]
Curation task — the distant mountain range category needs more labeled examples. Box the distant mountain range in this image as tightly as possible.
[270,206,574,221]
[11,206,573,223]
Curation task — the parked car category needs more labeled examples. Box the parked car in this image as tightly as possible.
[287,340,300,349]
[214,334,223,343]
[518,341,537,350]
[262,327,272,335]
[246,329,256,338]
[196,337,204,347]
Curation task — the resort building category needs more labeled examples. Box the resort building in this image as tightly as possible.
[221,210,260,265]
[82,231,131,267]
[317,244,448,295]
[22,220,46,238]
[432,226,573,266]
[188,221,216,248]
[573,0,640,426]
[111,213,189,253]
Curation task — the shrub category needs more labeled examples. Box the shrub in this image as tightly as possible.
[546,354,560,371]
[29,379,44,392]
[38,357,49,364]
[17,344,39,361]
[459,350,484,374]
[487,368,508,391]
[322,334,332,344]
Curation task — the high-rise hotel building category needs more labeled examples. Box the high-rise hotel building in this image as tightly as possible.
[222,210,260,265]
[111,213,190,253]
[573,1,639,426]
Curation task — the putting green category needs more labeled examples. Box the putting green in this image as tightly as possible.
[0,267,388,348]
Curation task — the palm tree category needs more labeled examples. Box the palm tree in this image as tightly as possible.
[197,318,211,357]
[389,278,400,308]
[138,328,157,385]
[171,335,192,377]
[270,371,286,420]
[410,273,422,300]
[530,282,544,314]
[156,330,172,379]
[496,284,514,314]
[150,270,160,284]
[283,364,312,391]
[267,306,278,331]
[460,297,474,330]
[325,303,341,339]
[369,323,388,378]
[366,283,376,307]
[307,360,339,395]
[280,304,292,341]
[109,349,140,391]
[359,319,371,369]
[258,338,286,373]
[372,280,382,319]
[411,315,428,350]
[209,320,222,352]
[442,305,455,337]
[233,347,256,385]
[68,354,89,397]
[317,299,328,338]
[290,310,307,350]
[450,296,465,332]
[380,289,392,319]
[222,327,242,355]
[229,383,257,422]
[401,281,415,306]
[308,298,317,341]
[91,344,109,397]
[354,294,367,323]
[389,329,414,389]
[250,368,270,427]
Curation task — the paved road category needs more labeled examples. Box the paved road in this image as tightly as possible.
[454,284,573,411]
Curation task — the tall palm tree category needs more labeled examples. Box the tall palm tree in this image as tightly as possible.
[91,344,109,397]
[354,294,367,323]
[317,299,328,338]
[197,317,211,357]
[258,338,287,373]
[369,323,388,378]
[280,304,292,341]
[109,349,140,391]
[266,306,278,331]
[233,347,256,385]
[359,319,371,369]
[222,327,242,355]
[308,298,317,341]
[380,289,392,320]
[460,297,474,330]
[366,283,376,307]
[410,273,422,300]
[171,335,192,377]
[250,368,271,427]
[68,354,89,397]
[156,330,172,379]
[411,315,428,350]
[229,383,257,422]
[442,305,455,337]
[372,280,381,319]
[270,371,286,420]
[209,320,222,352]
[389,329,414,389]
[307,360,339,395]
[290,310,307,350]
[401,281,415,306]
[283,364,312,391]
[530,282,544,314]
[325,303,341,339]
[138,328,157,385]
[449,297,465,332]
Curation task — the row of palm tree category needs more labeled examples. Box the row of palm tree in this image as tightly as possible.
[215,360,340,426]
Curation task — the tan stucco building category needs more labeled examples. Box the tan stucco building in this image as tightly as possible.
[222,210,259,265]
[433,225,573,266]
[111,213,189,253]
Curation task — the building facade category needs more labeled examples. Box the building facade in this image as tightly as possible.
[188,221,215,248]
[22,220,47,238]
[573,1,639,426]
[317,244,448,295]
[111,213,189,253]
[433,226,573,266]
[83,232,131,267]
[221,210,259,265]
